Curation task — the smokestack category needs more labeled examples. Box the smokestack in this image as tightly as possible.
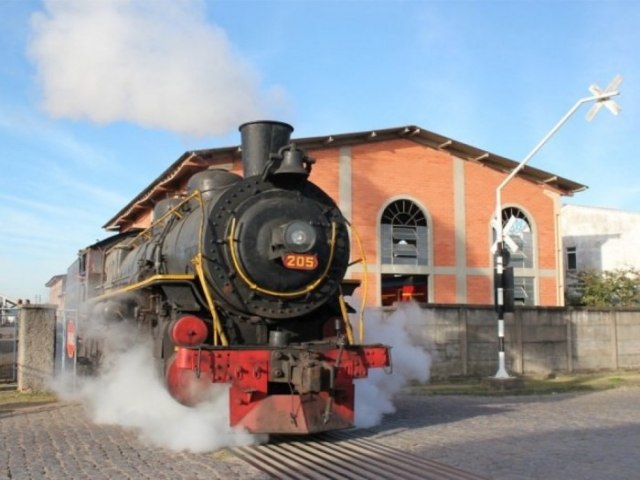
[239,121,294,178]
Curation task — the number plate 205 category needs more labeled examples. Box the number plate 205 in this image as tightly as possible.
[282,253,318,270]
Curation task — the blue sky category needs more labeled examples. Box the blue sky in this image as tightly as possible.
[1,0,637,302]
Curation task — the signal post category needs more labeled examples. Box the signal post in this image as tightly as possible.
[491,76,622,381]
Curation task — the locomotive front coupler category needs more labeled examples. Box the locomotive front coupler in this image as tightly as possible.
[268,348,325,394]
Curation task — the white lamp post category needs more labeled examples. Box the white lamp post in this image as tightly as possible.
[493,75,622,379]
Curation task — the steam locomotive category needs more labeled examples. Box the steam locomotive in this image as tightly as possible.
[65,121,390,434]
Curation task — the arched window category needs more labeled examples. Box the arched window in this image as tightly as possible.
[381,200,428,265]
[380,199,429,305]
[501,207,533,269]
[499,207,535,305]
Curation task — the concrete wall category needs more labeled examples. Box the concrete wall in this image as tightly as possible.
[16,303,639,386]
[17,304,56,392]
[398,304,640,379]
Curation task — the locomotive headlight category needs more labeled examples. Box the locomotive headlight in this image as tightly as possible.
[284,221,316,253]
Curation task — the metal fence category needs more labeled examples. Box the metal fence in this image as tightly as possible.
[0,307,19,383]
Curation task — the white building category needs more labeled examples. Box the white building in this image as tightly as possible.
[560,204,640,302]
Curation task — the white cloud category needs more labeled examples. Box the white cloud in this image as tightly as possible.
[28,0,288,137]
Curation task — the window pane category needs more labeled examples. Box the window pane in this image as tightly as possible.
[514,276,534,306]
[392,226,417,241]
[381,274,428,306]
[381,223,392,264]
[567,247,577,270]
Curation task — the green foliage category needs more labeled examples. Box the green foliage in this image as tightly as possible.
[573,268,640,307]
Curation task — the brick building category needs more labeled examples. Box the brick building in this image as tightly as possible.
[103,124,585,307]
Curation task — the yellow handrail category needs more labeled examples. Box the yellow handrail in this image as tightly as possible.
[191,190,228,346]
[337,290,354,345]
[107,191,200,256]
[100,189,228,346]
[192,254,228,346]
[346,219,368,344]
[91,274,196,302]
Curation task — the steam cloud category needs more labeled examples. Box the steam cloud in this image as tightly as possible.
[53,302,429,450]
[28,0,287,136]
[53,319,263,453]
[354,302,432,428]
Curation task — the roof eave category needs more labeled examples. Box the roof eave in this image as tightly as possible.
[104,125,587,230]
[102,147,240,230]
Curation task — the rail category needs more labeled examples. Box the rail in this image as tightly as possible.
[232,431,487,480]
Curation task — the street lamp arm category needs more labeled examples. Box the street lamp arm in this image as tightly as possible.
[498,90,620,194]
[494,89,620,249]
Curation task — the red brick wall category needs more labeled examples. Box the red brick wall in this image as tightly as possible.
[308,139,560,307]
[463,161,559,304]
[467,275,492,305]
[309,149,340,202]
[462,162,556,267]
[434,275,457,303]
[349,140,455,265]
[539,277,558,305]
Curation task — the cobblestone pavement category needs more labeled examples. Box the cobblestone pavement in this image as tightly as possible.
[365,387,640,480]
[1,387,639,479]
[0,402,269,480]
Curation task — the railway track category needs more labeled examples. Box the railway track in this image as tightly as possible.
[232,431,487,479]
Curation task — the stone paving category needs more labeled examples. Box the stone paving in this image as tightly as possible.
[0,402,268,480]
[365,387,640,480]
[1,387,639,479]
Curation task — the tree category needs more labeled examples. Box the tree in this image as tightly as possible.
[570,268,640,307]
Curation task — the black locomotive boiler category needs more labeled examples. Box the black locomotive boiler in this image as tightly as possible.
[70,121,390,434]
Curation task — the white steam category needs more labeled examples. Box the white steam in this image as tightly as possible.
[52,301,431,448]
[354,302,432,428]
[53,320,263,452]
[28,0,288,136]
